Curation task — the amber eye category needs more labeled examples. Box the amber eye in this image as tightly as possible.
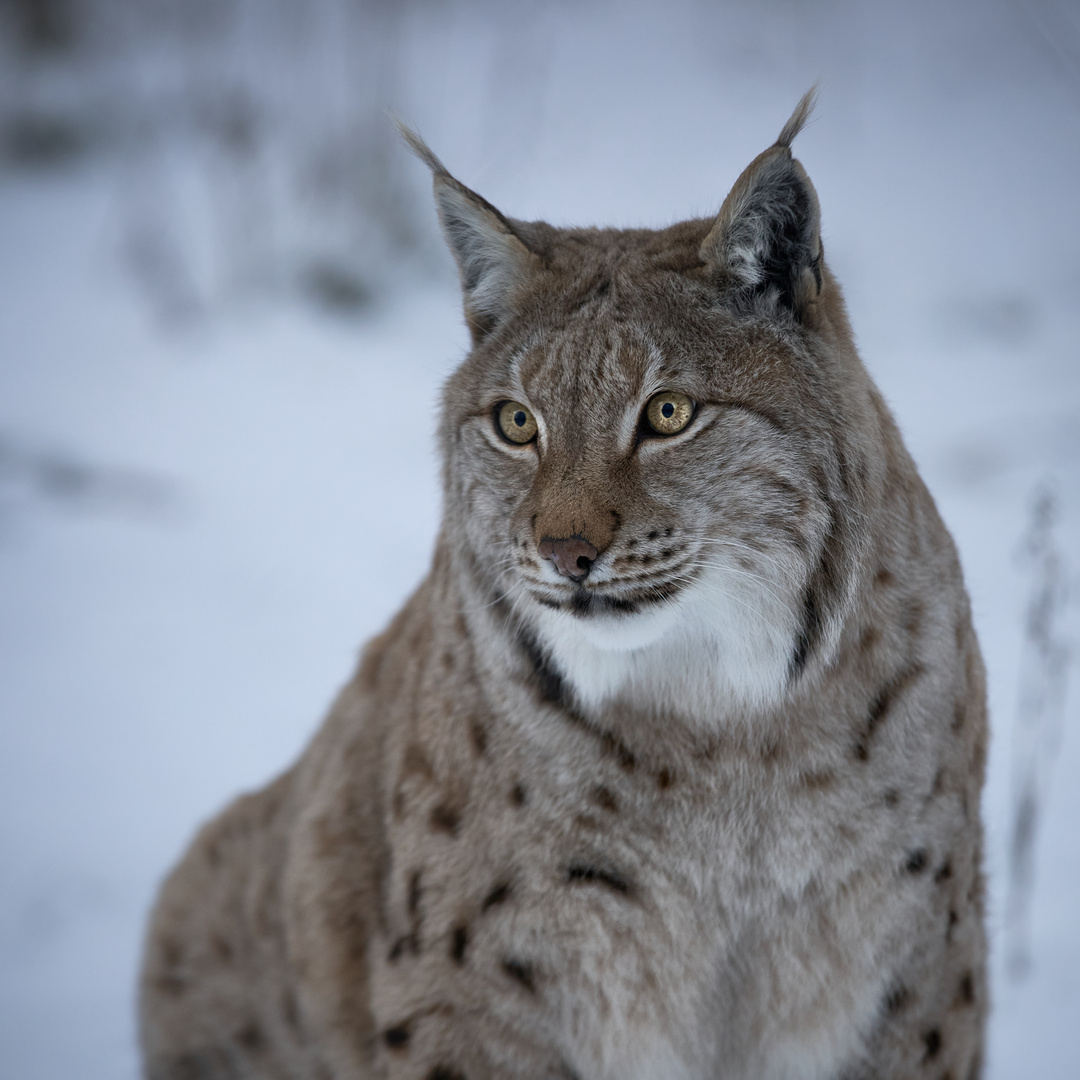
[496,401,538,444]
[645,391,694,436]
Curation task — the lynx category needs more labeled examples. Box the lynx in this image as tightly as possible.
[140,92,988,1080]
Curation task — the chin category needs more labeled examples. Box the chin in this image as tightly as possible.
[537,592,683,654]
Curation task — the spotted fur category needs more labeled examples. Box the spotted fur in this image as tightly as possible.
[140,93,988,1080]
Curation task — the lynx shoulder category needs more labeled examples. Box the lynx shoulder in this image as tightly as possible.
[141,92,988,1080]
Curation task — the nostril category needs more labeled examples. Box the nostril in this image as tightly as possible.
[575,555,593,574]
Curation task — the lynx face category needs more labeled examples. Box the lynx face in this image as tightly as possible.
[413,94,867,721]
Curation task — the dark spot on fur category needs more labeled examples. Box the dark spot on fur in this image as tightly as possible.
[600,731,636,772]
[384,1025,410,1050]
[884,788,901,807]
[958,971,975,1005]
[900,598,924,637]
[428,1069,466,1080]
[923,1029,942,1060]
[168,1050,234,1076]
[664,527,673,537]
[236,1022,263,1050]
[647,530,659,540]
[947,909,959,942]
[930,767,946,799]
[510,782,527,807]
[953,699,967,732]
[859,626,881,653]
[450,924,468,964]
[281,989,301,1030]
[856,665,925,760]
[441,650,455,672]
[800,769,836,791]
[661,548,673,558]
[482,882,511,911]
[401,744,434,781]
[408,871,423,915]
[656,768,673,790]
[790,584,822,679]
[875,567,896,589]
[884,984,910,1014]
[469,719,488,756]
[592,785,618,812]
[906,849,928,874]
[935,860,954,885]
[535,596,563,611]
[567,863,633,897]
[212,933,233,963]
[502,958,536,993]
[518,630,566,706]
[430,803,461,836]
[388,935,417,962]
[160,935,183,969]
[154,972,186,997]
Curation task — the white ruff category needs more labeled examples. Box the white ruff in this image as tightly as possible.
[532,559,800,721]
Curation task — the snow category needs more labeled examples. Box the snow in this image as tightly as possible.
[1,1,1078,1076]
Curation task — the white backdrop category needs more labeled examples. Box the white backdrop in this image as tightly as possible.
[1,1,1078,1075]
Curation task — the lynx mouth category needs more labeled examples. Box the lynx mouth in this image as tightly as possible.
[529,578,688,618]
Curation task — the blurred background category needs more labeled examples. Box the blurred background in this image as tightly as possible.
[1,0,1078,1075]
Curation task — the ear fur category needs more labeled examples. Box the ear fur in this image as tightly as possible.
[701,89,823,319]
[397,121,536,340]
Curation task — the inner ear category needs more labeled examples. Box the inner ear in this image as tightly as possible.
[396,122,537,343]
[433,177,537,341]
[700,97,823,319]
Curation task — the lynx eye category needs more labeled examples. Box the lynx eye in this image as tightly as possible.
[645,391,694,436]
[496,401,538,444]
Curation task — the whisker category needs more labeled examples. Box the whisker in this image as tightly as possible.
[679,557,793,612]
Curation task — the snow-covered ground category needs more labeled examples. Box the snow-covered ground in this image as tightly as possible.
[1,1,1078,1076]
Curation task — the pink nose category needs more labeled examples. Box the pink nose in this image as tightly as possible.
[538,536,599,582]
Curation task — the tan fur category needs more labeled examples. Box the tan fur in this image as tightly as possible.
[140,95,987,1080]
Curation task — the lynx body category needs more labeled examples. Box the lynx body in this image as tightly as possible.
[140,95,988,1080]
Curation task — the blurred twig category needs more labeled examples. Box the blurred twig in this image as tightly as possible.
[1005,479,1072,979]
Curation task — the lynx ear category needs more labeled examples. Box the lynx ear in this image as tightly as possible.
[701,89,823,318]
[398,122,536,340]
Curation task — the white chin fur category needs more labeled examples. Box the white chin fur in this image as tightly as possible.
[531,559,800,721]
[568,602,681,653]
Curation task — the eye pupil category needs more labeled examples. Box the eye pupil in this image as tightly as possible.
[514,411,527,427]
[661,402,674,418]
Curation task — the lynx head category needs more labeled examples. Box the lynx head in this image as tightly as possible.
[404,92,878,724]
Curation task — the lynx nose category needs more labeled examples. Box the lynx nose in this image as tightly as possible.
[538,536,599,582]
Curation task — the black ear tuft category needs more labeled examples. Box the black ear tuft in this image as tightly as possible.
[700,91,823,319]
[397,120,536,341]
